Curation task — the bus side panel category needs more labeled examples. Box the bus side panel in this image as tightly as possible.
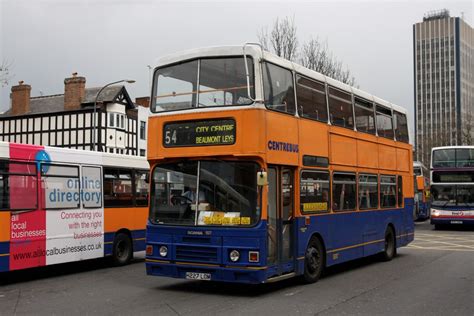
[265,112,299,166]
[298,205,414,269]
[330,133,357,166]
[298,212,363,268]
[104,207,148,255]
[357,140,379,169]
[0,212,10,272]
[9,143,46,271]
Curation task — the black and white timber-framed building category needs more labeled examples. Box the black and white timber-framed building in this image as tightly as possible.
[0,74,150,156]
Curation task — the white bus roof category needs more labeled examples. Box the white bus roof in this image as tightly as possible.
[432,146,474,151]
[0,141,149,169]
[152,45,407,116]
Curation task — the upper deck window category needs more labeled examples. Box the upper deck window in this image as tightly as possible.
[394,111,409,143]
[376,105,394,140]
[354,97,375,135]
[152,57,254,112]
[432,148,474,168]
[263,62,295,115]
[296,76,328,122]
[328,87,353,130]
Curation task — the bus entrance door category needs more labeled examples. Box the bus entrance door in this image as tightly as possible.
[267,166,295,277]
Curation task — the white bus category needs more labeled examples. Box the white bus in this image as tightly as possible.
[0,141,149,272]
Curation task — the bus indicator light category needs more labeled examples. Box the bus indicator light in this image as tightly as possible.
[146,245,153,256]
[249,251,259,263]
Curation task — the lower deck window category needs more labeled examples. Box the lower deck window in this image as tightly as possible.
[300,171,329,213]
[332,173,356,211]
[380,175,397,208]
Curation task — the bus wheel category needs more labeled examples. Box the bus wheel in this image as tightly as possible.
[302,237,324,284]
[112,233,133,266]
[380,227,396,261]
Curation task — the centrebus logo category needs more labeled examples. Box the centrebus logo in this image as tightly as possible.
[267,140,299,153]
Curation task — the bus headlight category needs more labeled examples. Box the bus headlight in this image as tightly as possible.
[432,210,440,217]
[159,246,168,257]
[229,250,240,262]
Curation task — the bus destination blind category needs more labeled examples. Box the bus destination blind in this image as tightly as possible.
[163,119,236,147]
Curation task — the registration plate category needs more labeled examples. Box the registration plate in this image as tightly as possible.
[185,272,211,280]
[450,220,463,224]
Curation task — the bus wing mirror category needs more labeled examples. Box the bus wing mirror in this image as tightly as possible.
[416,176,424,191]
[257,170,268,186]
[145,172,150,184]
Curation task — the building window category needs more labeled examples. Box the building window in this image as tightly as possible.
[109,113,115,127]
[140,149,146,157]
[140,121,146,140]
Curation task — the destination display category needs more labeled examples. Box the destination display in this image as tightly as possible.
[433,171,474,183]
[163,119,236,147]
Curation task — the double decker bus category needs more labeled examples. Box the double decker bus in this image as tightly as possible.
[430,146,474,228]
[0,142,149,272]
[413,161,430,220]
[145,44,414,284]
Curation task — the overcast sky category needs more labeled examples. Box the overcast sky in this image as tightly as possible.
[1,0,472,133]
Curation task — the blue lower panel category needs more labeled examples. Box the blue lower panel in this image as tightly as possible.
[0,241,9,272]
[146,261,267,284]
[104,229,147,256]
[104,232,115,256]
[132,229,146,252]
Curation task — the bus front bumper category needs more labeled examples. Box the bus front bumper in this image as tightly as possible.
[431,217,474,225]
[146,259,267,284]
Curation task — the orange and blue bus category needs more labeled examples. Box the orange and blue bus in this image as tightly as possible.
[430,146,474,229]
[145,44,414,284]
[0,142,149,272]
[413,161,430,220]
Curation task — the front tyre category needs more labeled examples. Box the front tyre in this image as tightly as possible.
[112,233,133,266]
[302,237,325,283]
[379,226,396,261]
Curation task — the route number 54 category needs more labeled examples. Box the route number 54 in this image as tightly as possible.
[164,130,177,145]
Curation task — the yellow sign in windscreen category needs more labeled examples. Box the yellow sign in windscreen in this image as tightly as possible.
[302,202,327,212]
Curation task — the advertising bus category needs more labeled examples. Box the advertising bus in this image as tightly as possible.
[430,146,474,228]
[0,142,149,272]
[145,44,414,284]
[413,161,430,220]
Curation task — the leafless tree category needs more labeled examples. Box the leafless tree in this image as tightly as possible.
[258,17,357,86]
[0,59,13,87]
[461,109,473,145]
[258,16,298,61]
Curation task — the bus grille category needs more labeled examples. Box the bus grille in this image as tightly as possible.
[175,245,218,263]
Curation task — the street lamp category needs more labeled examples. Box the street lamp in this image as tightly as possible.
[92,79,135,151]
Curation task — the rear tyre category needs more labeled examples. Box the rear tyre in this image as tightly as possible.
[302,237,325,284]
[379,226,396,262]
[112,233,133,266]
